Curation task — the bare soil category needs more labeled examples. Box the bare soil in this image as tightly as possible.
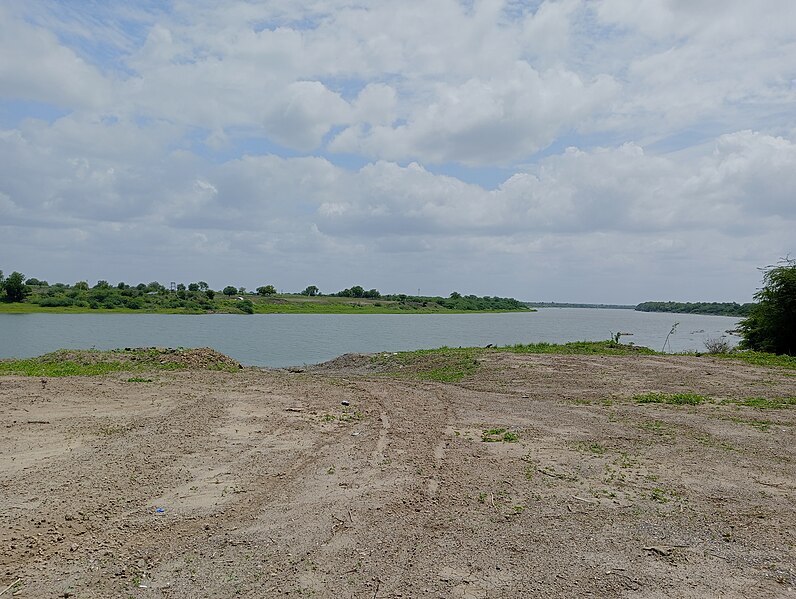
[1,352,795,598]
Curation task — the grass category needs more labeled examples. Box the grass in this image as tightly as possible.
[709,351,796,370]
[724,397,796,409]
[0,356,134,377]
[634,392,707,405]
[375,340,658,383]
[482,428,519,442]
[498,340,657,356]
[373,347,480,382]
[0,348,235,377]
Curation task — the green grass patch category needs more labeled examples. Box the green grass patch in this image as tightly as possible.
[482,428,519,443]
[0,347,238,377]
[0,358,130,377]
[710,351,796,370]
[497,340,657,356]
[725,416,774,432]
[373,347,480,382]
[634,392,707,405]
[577,441,607,455]
[725,397,796,409]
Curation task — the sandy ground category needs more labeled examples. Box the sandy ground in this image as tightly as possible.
[1,352,795,598]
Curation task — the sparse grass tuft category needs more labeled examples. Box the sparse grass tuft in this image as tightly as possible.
[482,428,519,443]
[634,392,707,405]
[725,397,796,409]
[0,347,239,377]
[499,340,656,356]
[711,351,796,370]
[373,347,479,382]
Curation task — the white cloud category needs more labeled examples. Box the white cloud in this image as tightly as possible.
[0,5,112,110]
[0,1,794,301]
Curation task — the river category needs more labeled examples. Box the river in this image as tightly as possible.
[0,309,742,367]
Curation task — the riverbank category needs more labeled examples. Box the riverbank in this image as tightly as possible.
[1,347,794,597]
[0,294,533,315]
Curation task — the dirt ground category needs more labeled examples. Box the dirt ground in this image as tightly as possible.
[1,351,795,598]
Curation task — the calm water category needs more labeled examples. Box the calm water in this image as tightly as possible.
[0,309,741,367]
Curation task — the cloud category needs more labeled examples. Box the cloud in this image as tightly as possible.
[0,1,794,301]
[0,5,112,110]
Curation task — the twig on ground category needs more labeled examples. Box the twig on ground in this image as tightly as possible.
[0,579,21,597]
[754,478,785,488]
[348,507,354,523]
[572,495,598,505]
[489,493,495,508]
[372,577,381,599]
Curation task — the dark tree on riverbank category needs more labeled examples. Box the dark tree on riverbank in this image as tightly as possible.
[3,271,30,302]
[740,259,796,355]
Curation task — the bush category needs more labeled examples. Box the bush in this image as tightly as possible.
[740,259,796,355]
[704,337,731,354]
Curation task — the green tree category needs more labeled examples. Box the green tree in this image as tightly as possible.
[740,259,796,355]
[350,285,364,298]
[3,271,30,302]
[74,281,89,291]
[302,285,319,296]
[188,282,200,292]
[198,281,209,291]
[257,285,277,296]
[223,286,237,296]
[450,291,461,299]
[205,289,216,300]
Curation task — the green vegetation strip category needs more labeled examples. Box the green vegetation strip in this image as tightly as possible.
[724,397,796,409]
[375,340,654,382]
[634,393,707,405]
[0,348,240,377]
[710,351,796,370]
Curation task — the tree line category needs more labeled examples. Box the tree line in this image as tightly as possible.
[0,271,526,314]
[635,301,754,317]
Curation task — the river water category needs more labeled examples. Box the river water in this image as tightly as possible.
[0,309,741,367]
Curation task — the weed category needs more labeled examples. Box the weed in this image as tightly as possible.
[616,452,636,468]
[638,420,669,435]
[500,340,656,356]
[712,351,796,370]
[634,392,707,405]
[695,434,735,451]
[725,416,773,432]
[650,487,670,503]
[577,441,607,455]
[726,397,796,409]
[482,428,519,443]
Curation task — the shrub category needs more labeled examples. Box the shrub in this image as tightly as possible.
[704,337,731,354]
[740,259,796,355]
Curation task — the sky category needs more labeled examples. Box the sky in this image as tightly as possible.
[1,0,794,303]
